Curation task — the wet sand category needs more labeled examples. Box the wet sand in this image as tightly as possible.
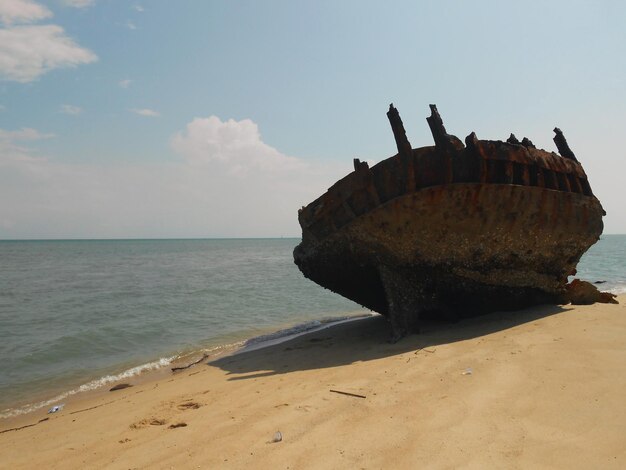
[1,296,625,469]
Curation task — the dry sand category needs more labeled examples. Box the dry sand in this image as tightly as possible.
[1,296,625,469]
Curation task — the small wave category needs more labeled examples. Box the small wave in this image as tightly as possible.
[572,276,626,296]
[242,313,373,351]
[587,280,626,295]
[610,283,626,295]
[0,356,176,419]
[0,316,372,420]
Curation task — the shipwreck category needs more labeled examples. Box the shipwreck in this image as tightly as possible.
[294,103,611,340]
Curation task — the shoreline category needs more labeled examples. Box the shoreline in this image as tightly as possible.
[0,312,373,421]
[1,297,624,468]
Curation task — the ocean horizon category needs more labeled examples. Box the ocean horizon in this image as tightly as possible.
[1,235,624,419]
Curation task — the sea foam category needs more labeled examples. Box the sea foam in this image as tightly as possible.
[0,356,175,419]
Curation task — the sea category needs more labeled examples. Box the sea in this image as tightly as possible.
[1,236,625,419]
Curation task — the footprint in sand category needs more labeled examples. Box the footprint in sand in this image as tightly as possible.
[130,418,167,429]
[130,401,200,429]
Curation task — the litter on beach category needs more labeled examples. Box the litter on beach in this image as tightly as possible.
[48,404,65,414]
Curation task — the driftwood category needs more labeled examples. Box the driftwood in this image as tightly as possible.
[329,389,366,399]
[171,354,209,372]
[109,383,132,391]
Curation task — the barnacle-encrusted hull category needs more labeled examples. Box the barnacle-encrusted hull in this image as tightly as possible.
[294,104,605,339]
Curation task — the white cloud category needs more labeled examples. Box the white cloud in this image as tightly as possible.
[60,0,95,8]
[0,127,54,141]
[119,78,131,88]
[171,116,304,175]
[0,127,53,171]
[0,118,348,239]
[133,5,144,12]
[60,104,82,115]
[125,20,136,30]
[130,108,160,117]
[0,0,51,26]
[0,24,97,82]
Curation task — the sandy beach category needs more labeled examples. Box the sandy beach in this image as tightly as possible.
[1,296,624,469]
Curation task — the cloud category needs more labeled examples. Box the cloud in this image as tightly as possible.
[0,104,5,111]
[59,104,82,115]
[133,5,144,12]
[171,116,304,175]
[125,20,136,30]
[0,1,97,82]
[0,127,53,170]
[60,0,95,8]
[0,118,348,239]
[0,24,97,82]
[0,127,54,142]
[0,0,51,26]
[118,78,131,88]
[130,108,160,117]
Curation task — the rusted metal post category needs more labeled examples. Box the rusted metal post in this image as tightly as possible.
[553,128,578,162]
[386,104,415,192]
[386,104,412,156]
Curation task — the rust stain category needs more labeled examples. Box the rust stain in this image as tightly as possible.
[295,104,605,340]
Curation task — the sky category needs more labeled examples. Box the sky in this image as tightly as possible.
[0,0,624,239]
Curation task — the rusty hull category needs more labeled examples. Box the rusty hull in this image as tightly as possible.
[294,104,605,340]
